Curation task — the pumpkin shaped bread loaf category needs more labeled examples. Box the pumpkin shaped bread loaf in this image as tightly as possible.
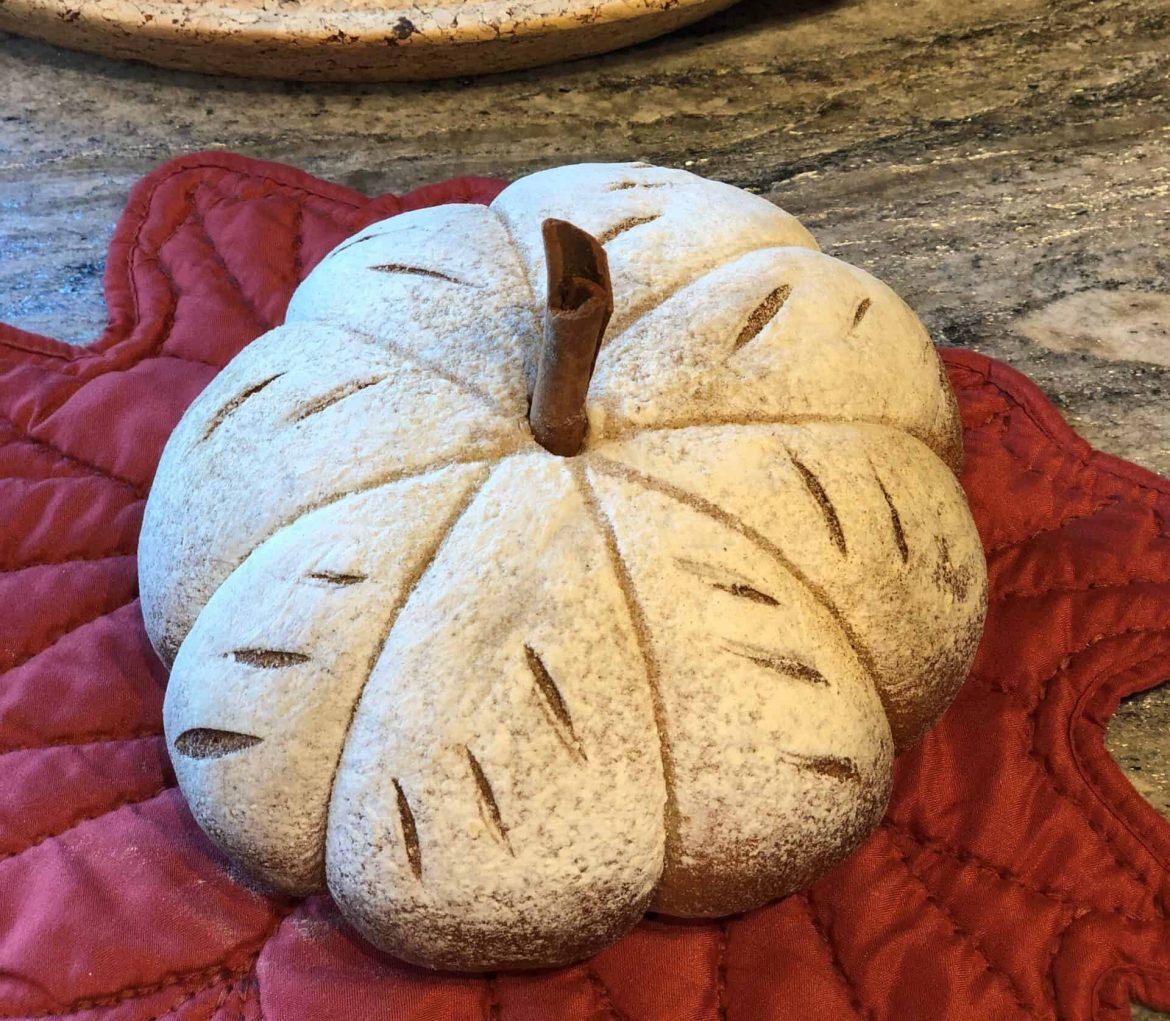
[139,161,987,971]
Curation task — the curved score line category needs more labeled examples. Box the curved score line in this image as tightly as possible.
[585,455,884,698]
[488,201,550,413]
[591,414,950,476]
[569,460,679,875]
[295,318,517,422]
[594,239,816,361]
[320,464,495,850]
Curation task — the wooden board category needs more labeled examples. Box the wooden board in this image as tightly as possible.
[0,0,741,81]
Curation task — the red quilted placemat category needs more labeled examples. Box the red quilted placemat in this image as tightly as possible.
[2,152,1169,1021]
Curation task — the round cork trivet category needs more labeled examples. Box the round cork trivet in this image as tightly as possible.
[0,0,741,81]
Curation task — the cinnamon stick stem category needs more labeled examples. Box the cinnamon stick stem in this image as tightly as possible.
[529,219,613,457]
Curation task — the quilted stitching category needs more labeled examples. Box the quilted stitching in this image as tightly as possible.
[0,152,1168,1020]
[800,892,873,1020]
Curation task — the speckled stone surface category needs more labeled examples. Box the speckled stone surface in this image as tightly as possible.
[0,0,741,80]
[1,0,1168,1012]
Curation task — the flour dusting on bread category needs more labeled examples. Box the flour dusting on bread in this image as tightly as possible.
[141,162,987,971]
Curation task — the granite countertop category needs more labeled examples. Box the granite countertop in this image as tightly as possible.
[1,0,1168,1012]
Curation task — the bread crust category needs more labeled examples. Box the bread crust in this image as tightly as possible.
[142,161,986,970]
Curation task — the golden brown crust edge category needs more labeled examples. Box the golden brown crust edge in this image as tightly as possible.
[649,768,894,917]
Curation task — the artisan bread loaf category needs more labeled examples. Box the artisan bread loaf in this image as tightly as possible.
[139,161,986,970]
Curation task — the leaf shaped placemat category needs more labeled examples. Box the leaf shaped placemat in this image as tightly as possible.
[1,152,1168,1020]
[0,0,740,81]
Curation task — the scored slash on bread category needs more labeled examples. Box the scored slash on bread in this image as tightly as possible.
[140,161,986,971]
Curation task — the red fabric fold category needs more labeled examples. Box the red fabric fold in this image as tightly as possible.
[1,151,1167,1020]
